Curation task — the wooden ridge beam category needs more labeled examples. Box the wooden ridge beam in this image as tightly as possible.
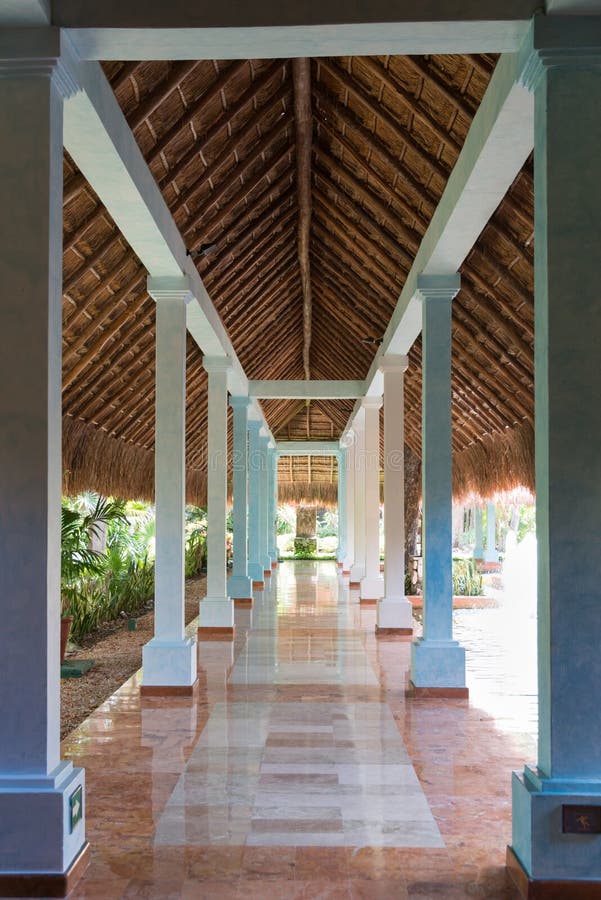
[293,57,313,382]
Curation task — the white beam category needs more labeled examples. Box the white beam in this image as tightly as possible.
[249,380,365,399]
[344,45,534,436]
[65,22,531,61]
[0,1,50,25]
[277,441,340,457]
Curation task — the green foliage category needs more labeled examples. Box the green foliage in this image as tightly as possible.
[61,493,153,643]
[185,527,206,578]
[517,505,536,543]
[317,509,338,538]
[452,558,483,596]
[294,537,317,557]
[277,504,296,535]
[61,495,128,608]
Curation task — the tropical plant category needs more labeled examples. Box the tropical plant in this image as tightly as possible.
[452,558,483,596]
[60,495,128,613]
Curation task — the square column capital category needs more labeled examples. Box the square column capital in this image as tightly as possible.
[203,355,232,375]
[229,395,251,411]
[0,28,79,98]
[147,275,194,304]
[380,354,409,374]
[520,16,601,92]
[416,273,460,303]
[361,396,383,411]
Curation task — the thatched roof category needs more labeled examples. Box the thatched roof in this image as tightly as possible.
[62,52,535,506]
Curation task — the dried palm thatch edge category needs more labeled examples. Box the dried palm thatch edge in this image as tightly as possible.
[62,415,208,505]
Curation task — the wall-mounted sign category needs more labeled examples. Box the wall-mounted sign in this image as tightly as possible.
[70,785,83,833]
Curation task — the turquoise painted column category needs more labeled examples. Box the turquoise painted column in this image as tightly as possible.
[259,434,272,575]
[473,505,484,559]
[0,41,87,882]
[337,449,346,567]
[378,355,413,633]
[410,274,466,693]
[484,502,499,563]
[342,435,355,574]
[227,396,252,601]
[268,447,279,565]
[360,398,384,600]
[199,357,234,635]
[247,420,264,586]
[510,19,601,887]
[349,409,366,584]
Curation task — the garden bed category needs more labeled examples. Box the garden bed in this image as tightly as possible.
[408,594,498,609]
[60,574,206,738]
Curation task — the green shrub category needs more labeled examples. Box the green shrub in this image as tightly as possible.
[452,558,483,596]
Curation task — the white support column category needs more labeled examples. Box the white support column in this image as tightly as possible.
[342,436,355,575]
[199,357,234,637]
[259,434,272,576]
[484,501,499,563]
[269,448,279,567]
[227,396,253,605]
[473,504,484,559]
[337,449,347,568]
[349,409,366,585]
[360,399,385,600]
[142,278,197,690]
[411,274,467,695]
[377,355,413,634]
[247,420,264,588]
[509,19,601,890]
[0,39,89,888]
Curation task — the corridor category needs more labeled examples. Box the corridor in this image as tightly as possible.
[59,562,535,899]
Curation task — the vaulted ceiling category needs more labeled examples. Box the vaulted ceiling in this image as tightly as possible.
[62,52,535,503]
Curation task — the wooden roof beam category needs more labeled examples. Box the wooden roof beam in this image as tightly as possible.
[158,60,285,191]
[292,57,313,382]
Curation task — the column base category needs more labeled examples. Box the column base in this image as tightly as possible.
[234,597,253,608]
[0,762,86,881]
[227,573,253,600]
[199,596,234,632]
[377,597,413,633]
[349,563,365,583]
[271,560,278,569]
[507,846,601,899]
[141,638,197,689]
[0,842,90,899]
[510,768,601,886]
[252,580,265,590]
[360,575,384,600]
[410,637,466,690]
[472,546,484,560]
[484,550,499,563]
[262,556,272,573]
[197,626,235,640]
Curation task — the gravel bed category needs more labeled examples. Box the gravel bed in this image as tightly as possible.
[60,574,206,738]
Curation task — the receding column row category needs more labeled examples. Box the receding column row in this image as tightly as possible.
[340,279,466,695]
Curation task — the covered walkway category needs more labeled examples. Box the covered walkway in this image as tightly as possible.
[60,561,535,899]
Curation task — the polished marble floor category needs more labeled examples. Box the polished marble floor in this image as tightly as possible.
[47,561,536,898]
